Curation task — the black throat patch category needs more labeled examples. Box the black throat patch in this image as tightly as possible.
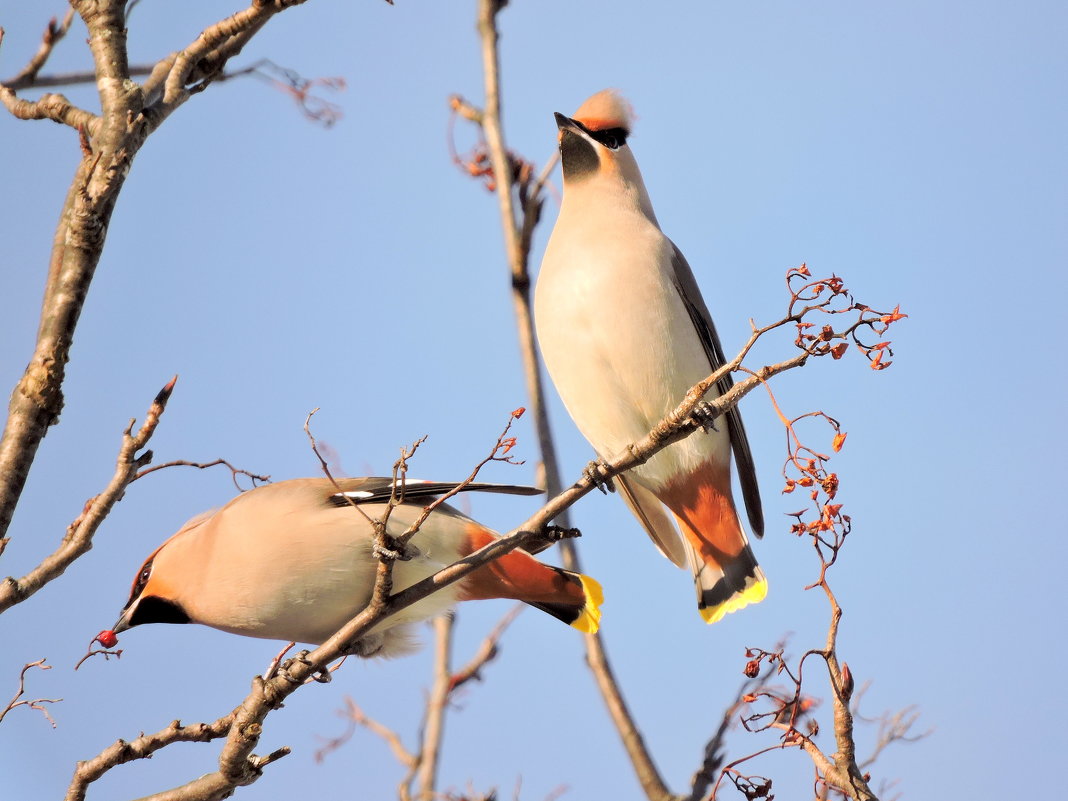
[560,129,599,181]
[128,596,191,627]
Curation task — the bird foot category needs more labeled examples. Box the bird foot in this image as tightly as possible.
[690,400,720,432]
[583,459,616,494]
[544,524,582,542]
[372,537,418,562]
[275,649,314,686]
[519,524,582,554]
[306,667,333,684]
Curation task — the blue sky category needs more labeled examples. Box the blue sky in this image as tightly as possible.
[1,1,1065,799]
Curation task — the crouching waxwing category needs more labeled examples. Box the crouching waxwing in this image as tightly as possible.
[534,89,766,624]
[108,477,603,657]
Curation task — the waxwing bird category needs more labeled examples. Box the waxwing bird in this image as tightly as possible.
[534,89,766,624]
[109,478,603,657]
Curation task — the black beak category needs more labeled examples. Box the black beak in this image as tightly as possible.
[554,112,582,133]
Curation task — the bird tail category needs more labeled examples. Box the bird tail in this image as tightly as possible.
[525,570,604,634]
[680,536,767,624]
[459,525,604,634]
[662,470,767,624]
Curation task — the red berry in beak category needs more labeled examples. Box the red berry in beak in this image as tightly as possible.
[95,630,118,648]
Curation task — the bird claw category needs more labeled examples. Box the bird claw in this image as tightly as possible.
[691,400,720,432]
[262,641,298,681]
[275,649,314,685]
[583,459,616,494]
[516,524,581,555]
[543,524,582,542]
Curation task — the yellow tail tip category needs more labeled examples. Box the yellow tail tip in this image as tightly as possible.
[699,578,768,625]
[570,573,604,634]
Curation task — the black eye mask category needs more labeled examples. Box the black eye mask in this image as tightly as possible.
[587,126,629,150]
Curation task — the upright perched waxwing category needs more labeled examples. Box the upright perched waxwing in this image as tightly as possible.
[108,478,603,657]
[534,90,766,624]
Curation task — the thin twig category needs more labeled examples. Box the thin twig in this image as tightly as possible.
[0,659,61,728]
[685,660,780,801]
[395,407,527,548]
[314,696,416,768]
[73,630,123,671]
[852,684,932,771]
[133,458,270,492]
[449,603,523,693]
[3,64,154,91]
[723,375,910,801]
[8,10,76,86]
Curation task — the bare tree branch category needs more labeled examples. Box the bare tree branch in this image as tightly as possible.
[0,377,177,613]
[0,82,100,130]
[0,1,148,544]
[66,714,255,801]
[474,0,568,518]
[413,614,455,800]
[470,3,678,798]
[5,57,341,129]
[161,2,304,107]
[0,0,315,596]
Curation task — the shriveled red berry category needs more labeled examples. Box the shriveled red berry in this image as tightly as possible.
[95,630,119,648]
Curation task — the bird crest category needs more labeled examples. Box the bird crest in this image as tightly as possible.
[572,89,634,133]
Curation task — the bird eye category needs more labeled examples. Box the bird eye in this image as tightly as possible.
[590,126,628,151]
[136,564,153,589]
[124,558,156,609]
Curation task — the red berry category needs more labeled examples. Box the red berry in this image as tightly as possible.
[95,630,118,648]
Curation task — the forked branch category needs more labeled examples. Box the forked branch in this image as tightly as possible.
[0,378,177,614]
[0,0,316,560]
[0,659,61,728]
